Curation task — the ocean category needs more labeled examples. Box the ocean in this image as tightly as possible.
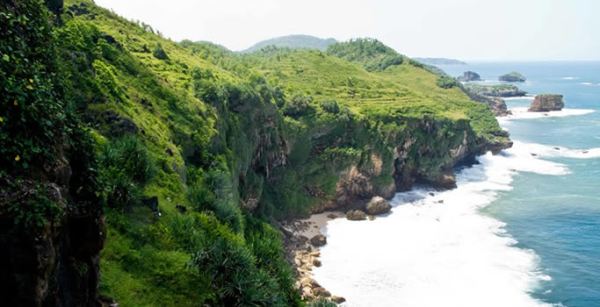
[312,62,600,307]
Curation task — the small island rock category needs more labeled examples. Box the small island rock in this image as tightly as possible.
[499,71,526,82]
[346,209,367,221]
[457,71,481,82]
[365,196,392,215]
[528,94,564,112]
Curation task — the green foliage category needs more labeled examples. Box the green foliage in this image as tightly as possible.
[0,0,68,172]
[436,75,459,89]
[98,136,155,210]
[320,99,340,114]
[3,179,64,229]
[327,38,404,71]
[283,94,316,118]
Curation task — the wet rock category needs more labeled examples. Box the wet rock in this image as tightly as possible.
[332,296,347,303]
[365,196,392,215]
[313,287,331,297]
[310,234,327,247]
[346,209,367,221]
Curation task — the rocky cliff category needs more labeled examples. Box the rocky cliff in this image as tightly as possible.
[529,94,564,112]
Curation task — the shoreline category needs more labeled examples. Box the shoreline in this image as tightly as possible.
[281,211,347,304]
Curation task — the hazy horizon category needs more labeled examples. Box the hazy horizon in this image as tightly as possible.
[94,0,599,61]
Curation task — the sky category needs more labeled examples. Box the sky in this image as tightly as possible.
[94,0,600,61]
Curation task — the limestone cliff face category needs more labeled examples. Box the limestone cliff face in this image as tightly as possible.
[307,117,511,214]
[529,94,564,112]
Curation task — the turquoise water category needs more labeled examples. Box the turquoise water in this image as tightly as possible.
[443,62,600,307]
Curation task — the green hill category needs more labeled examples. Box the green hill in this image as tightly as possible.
[1,1,510,306]
[243,34,337,53]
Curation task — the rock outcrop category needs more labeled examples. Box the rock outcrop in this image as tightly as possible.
[457,71,481,82]
[499,71,526,82]
[346,210,367,221]
[365,196,392,215]
[528,94,564,112]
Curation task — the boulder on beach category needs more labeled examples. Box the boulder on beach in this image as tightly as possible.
[457,71,481,82]
[365,196,392,215]
[346,209,367,221]
[528,94,564,112]
[310,234,327,247]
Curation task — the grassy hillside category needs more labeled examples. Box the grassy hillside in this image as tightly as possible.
[2,0,509,306]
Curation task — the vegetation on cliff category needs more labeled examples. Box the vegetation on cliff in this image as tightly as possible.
[1,0,510,306]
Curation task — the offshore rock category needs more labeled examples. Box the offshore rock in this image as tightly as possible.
[457,71,481,82]
[529,94,564,112]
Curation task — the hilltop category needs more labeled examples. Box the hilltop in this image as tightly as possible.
[243,34,337,53]
[242,34,337,53]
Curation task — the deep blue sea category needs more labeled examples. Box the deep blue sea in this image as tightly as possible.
[312,62,600,306]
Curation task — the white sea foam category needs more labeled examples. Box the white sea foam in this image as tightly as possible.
[312,141,566,307]
[514,141,600,159]
[503,96,535,101]
[561,76,578,80]
[499,107,595,122]
[581,82,600,87]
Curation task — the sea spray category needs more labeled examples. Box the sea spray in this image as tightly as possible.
[312,142,569,306]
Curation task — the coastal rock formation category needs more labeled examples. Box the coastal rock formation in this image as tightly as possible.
[346,209,367,221]
[499,71,526,82]
[529,94,564,112]
[365,196,392,215]
[457,71,481,82]
[488,97,510,116]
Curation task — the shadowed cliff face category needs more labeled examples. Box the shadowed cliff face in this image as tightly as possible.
[0,1,104,305]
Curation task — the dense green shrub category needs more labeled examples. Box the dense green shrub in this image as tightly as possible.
[436,75,459,89]
[0,0,67,172]
[320,100,340,114]
[283,95,315,118]
[98,136,155,209]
